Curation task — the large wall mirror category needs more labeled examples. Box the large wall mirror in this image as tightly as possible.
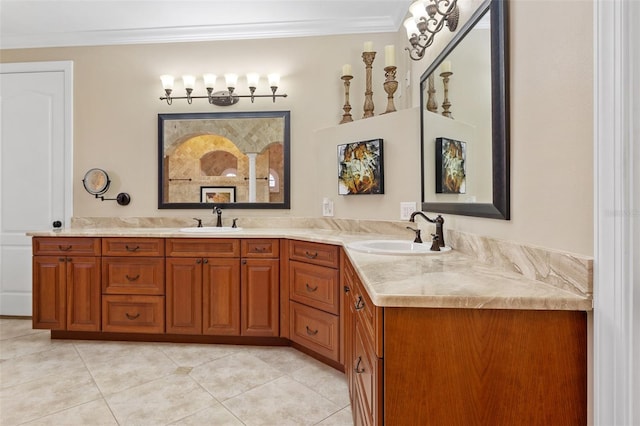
[158,111,290,209]
[420,0,509,219]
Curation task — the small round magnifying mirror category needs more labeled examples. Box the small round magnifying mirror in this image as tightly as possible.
[82,168,110,196]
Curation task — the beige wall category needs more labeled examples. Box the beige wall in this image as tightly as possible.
[0,0,593,256]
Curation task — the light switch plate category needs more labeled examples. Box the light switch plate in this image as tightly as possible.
[322,198,334,217]
[400,202,417,220]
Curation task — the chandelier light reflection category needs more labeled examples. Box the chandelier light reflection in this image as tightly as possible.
[404,0,459,61]
[160,73,287,106]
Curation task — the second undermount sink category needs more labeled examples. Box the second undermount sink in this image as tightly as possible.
[179,227,243,233]
[347,240,452,255]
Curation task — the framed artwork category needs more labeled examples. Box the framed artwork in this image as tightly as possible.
[200,186,236,203]
[337,138,384,195]
[435,137,466,194]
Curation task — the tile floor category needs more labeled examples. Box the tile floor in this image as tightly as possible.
[0,318,353,425]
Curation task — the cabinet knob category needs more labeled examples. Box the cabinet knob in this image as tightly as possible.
[344,285,350,293]
[196,259,202,264]
[203,259,209,264]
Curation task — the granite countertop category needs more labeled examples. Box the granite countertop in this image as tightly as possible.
[28,227,593,311]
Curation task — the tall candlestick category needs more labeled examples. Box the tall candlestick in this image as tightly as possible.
[440,70,453,118]
[340,75,354,124]
[362,51,376,118]
[384,45,395,67]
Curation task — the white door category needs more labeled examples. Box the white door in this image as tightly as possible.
[0,61,73,316]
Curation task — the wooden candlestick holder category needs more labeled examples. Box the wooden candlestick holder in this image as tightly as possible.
[382,66,398,114]
[427,74,438,113]
[362,51,376,118]
[340,75,354,124]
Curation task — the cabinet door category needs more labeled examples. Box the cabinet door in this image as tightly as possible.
[241,258,279,336]
[32,256,66,329]
[203,258,240,336]
[166,258,202,334]
[66,256,101,331]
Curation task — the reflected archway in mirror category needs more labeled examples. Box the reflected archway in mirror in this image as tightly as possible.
[420,0,509,219]
[158,111,290,209]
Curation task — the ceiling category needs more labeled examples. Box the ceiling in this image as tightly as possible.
[0,0,409,50]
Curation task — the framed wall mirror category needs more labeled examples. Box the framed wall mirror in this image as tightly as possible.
[158,111,290,209]
[420,0,509,219]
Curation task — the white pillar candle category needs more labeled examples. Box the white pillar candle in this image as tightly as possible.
[364,41,374,52]
[441,61,452,73]
[342,64,352,76]
[384,45,396,67]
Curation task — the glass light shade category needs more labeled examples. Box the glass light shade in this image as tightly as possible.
[268,73,280,87]
[225,73,238,88]
[409,0,428,20]
[160,75,174,90]
[203,73,217,89]
[404,17,419,38]
[182,75,196,89]
[246,73,260,88]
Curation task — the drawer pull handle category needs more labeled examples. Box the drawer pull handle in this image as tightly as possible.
[355,357,365,374]
[253,247,267,252]
[126,274,140,282]
[58,245,72,251]
[305,326,319,336]
[304,251,318,259]
[125,312,140,320]
[355,296,365,311]
[305,283,318,292]
[125,245,140,252]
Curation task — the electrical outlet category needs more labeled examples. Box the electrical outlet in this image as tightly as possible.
[400,202,417,220]
[322,198,334,217]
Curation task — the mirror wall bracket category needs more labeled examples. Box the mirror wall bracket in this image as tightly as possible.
[82,168,131,206]
[404,0,460,61]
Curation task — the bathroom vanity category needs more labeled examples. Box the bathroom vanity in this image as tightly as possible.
[29,228,591,425]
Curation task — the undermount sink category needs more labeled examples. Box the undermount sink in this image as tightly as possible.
[347,240,452,255]
[179,227,243,233]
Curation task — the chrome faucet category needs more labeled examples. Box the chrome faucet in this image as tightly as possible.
[409,212,445,247]
[213,206,223,227]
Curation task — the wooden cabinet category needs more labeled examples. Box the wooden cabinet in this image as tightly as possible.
[166,238,240,335]
[288,240,341,363]
[343,255,383,426]
[241,239,279,337]
[101,238,165,334]
[343,255,587,426]
[32,238,101,331]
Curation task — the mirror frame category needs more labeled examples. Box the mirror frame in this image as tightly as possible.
[420,0,510,219]
[158,110,291,209]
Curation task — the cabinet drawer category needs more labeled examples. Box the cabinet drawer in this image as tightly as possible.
[290,301,339,362]
[102,295,164,333]
[289,240,339,268]
[102,238,164,257]
[102,257,165,295]
[166,238,239,257]
[290,260,339,314]
[33,237,100,256]
[241,239,280,258]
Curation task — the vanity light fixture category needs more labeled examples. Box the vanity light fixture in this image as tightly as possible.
[159,73,288,106]
[404,0,460,61]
